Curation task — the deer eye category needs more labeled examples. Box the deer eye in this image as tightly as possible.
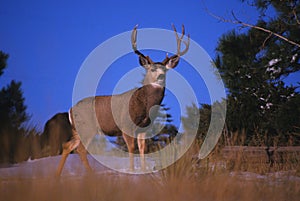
[151,68,157,72]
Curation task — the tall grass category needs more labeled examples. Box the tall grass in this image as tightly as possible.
[1,133,300,201]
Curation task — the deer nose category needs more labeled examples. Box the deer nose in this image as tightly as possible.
[157,74,165,80]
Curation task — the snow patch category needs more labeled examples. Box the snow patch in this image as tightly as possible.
[268,58,281,67]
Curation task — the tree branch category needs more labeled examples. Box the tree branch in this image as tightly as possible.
[293,9,300,25]
[262,33,273,48]
[207,9,300,48]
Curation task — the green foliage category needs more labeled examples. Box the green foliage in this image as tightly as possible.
[182,103,211,141]
[0,52,29,131]
[214,0,300,144]
[0,51,9,76]
[0,80,29,130]
[0,51,37,164]
[182,1,300,146]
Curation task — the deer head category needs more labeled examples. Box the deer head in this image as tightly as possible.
[131,25,190,87]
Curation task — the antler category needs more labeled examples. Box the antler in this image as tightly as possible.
[131,25,154,64]
[131,24,189,65]
[172,24,190,56]
[131,25,142,56]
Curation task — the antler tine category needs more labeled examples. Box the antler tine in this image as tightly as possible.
[131,24,143,56]
[181,24,185,38]
[172,24,181,54]
[131,25,138,51]
[131,25,154,64]
[180,33,190,56]
[172,24,190,56]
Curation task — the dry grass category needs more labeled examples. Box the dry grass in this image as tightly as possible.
[1,143,300,201]
[1,168,299,201]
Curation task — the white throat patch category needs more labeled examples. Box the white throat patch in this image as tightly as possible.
[150,83,164,88]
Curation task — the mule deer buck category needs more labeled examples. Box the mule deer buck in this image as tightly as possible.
[55,25,190,176]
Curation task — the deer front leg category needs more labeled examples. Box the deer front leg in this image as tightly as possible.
[77,142,92,173]
[122,133,135,171]
[137,133,146,171]
[55,147,70,177]
[55,128,81,177]
[55,131,81,176]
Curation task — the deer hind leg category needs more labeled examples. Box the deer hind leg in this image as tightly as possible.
[122,133,135,171]
[137,133,146,171]
[55,128,81,177]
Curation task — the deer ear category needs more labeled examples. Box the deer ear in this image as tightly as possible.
[139,55,153,68]
[166,55,180,69]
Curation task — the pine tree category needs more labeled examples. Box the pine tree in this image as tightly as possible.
[214,0,300,144]
[0,51,30,163]
[0,51,9,76]
[0,80,28,129]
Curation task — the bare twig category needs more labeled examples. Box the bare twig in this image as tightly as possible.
[293,9,300,25]
[262,33,273,48]
[206,9,300,48]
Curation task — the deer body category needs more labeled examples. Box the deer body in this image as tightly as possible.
[55,25,189,176]
[70,84,164,138]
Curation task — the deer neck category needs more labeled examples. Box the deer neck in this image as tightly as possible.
[142,84,165,106]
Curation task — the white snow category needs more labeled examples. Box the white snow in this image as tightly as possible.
[291,53,298,63]
[268,58,281,67]
[0,154,160,179]
[245,74,252,79]
[0,155,105,179]
[260,97,266,101]
[266,102,273,109]
[230,171,300,184]
[1,154,299,185]
[266,66,282,74]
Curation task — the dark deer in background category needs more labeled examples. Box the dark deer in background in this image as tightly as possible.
[42,113,73,156]
[55,25,190,176]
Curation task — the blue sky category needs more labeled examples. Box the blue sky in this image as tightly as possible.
[0,0,297,130]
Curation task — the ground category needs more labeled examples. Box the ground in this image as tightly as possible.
[0,154,299,201]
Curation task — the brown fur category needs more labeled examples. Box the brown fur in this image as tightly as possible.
[42,113,72,156]
[54,25,189,176]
